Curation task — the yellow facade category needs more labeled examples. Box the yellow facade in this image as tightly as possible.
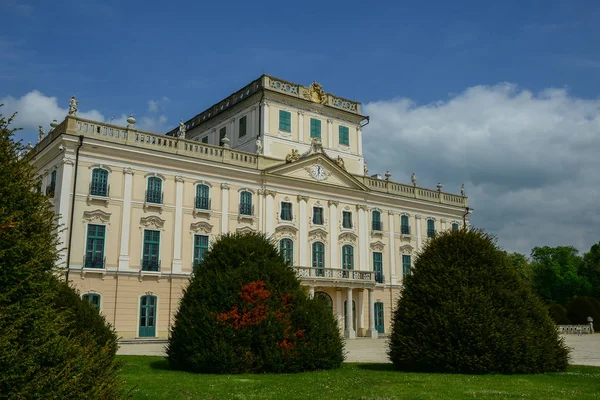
[30,75,468,339]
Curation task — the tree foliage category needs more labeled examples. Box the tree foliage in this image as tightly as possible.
[566,296,600,331]
[167,232,344,374]
[547,304,571,325]
[388,228,569,374]
[582,242,600,300]
[0,110,123,399]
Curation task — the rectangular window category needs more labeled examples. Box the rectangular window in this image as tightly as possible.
[339,125,349,146]
[219,127,227,146]
[279,110,291,132]
[238,116,247,137]
[85,224,105,268]
[427,220,436,238]
[310,118,321,138]
[280,202,293,221]
[201,136,208,144]
[82,293,101,310]
[372,211,382,231]
[373,252,384,283]
[312,207,324,225]
[452,222,459,232]
[402,255,412,278]
[342,211,352,229]
[240,191,253,215]
[401,215,410,235]
[142,230,160,271]
[47,170,57,197]
[193,234,209,267]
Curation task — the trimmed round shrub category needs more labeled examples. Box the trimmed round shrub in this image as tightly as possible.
[388,228,569,374]
[547,304,571,325]
[566,296,600,331]
[167,232,344,373]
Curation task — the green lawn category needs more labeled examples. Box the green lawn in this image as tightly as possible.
[118,356,600,400]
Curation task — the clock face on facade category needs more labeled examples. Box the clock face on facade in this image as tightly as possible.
[312,164,327,181]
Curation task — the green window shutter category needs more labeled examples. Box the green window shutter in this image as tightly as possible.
[373,252,383,283]
[142,230,160,271]
[201,136,208,144]
[372,211,382,231]
[313,207,323,224]
[452,222,459,232]
[374,302,384,333]
[85,224,105,268]
[91,168,109,196]
[240,191,252,215]
[427,219,436,238]
[312,242,325,268]
[279,238,293,263]
[238,116,247,137]
[195,184,210,210]
[280,202,292,221]
[402,255,412,278]
[279,110,291,132]
[310,119,321,138]
[339,125,349,145]
[342,211,352,228]
[401,215,410,234]
[83,293,101,310]
[342,245,354,270]
[146,177,162,204]
[193,234,209,267]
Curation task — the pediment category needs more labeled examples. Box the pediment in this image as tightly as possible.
[265,154,369,191]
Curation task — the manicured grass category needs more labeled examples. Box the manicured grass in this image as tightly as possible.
[118,356,600,400]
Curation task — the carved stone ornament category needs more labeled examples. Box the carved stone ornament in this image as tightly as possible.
[328,200,339,207]
[68,96,78,116]
[285,148,301,163]
[190,221,213,234]
[308,227,328,242]
[83,209,111,223]
[335,156,346,170]
[236,226,256,234]
[275,225,298,238]
[140,215,165,229]
[175,175,185,183]
[339,231,358,243]
[370,241,385,251]
[399,245,413,254]
[221,182,230,190]
[304,81,328,105]
[297,195,309,202]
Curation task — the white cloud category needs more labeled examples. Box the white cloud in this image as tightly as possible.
[363,84,600,255]
[147,97,170,113]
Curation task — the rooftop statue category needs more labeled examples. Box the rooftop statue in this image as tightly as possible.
[68,96,78,116]
[178,120,186,139]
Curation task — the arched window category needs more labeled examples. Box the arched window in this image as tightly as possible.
[146,177,163,204]
[239,191,253,215]
[90,168,109,196]
[279,238,294,264]
[312,242,325,276]
[452,222,459,232]
[315,291,333,311]
[195,184,210,210]
[400,215,410,235]
[82,293,101,310]
[372,210,382,231]
[427,219,436,238]
[342,245,354,270]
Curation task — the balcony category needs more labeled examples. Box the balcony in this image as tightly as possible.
[141,258,161,272]
[83,255,106,269]
[292,266,376,288]
[89,182,109,197]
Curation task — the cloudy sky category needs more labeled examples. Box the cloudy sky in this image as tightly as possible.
[2,0,599,256]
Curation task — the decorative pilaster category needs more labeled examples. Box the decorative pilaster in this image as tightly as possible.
[230,118,235,140]
[298,195,309,267]
[415,214,422,251]
[118,168,134,270]
[388,210,397,284]
[336,289,343,330]
[261,100,270,135]
[440,218,447,231]
[327,118,333,147]
[297,111,304,142]
[257,189,264,232]
[345,287,355,339]
[357,205,368,271]
[357,290,365,336]
[251,106,257,137]
[172,176,184,273]
[265,190,276,235]
[357,126,363,155]
[57,159,74,268]
[366,288,378,338]
[221,183,230,235]
[328,200,339,269]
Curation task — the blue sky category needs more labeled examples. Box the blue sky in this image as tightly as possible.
[2,0,600,255]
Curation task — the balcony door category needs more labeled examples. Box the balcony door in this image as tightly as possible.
[139,295,157,337]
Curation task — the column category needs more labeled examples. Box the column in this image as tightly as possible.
[308,286,315,299]
[265,190,276,235]
[261,100,270,135]
[297,111,304,143]
[172,176,184,273]
[57,159,74,268]
[328,200,339,269]
[251,106,257,138]
[229,118,235,143]
[327,118,333,147]
[415,215,422,252]
[118,168,134,270]
[298,195,309,266]
[388,211,396,284]
[357,290,365,336]
[336,289,343,330]
[366,288,378,338]
[345,287,355,339]
[357,205,368,270]
[357,126,363,155]
[221,183,229,234]
[258,189,264,232]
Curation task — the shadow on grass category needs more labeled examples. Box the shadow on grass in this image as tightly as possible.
[355,363,396,372]
[149,358,171,371]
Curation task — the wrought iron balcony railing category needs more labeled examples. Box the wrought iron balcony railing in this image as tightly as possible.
[89,182,109,197]
[141,258,161,272]
[195,196,211,210]
[239,203,254,216]
[145,189,163,204]
[83,254,106,269]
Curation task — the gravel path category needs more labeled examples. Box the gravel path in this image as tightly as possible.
[118,334,600,366]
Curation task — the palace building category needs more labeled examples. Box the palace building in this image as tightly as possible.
[29,75,469,340]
